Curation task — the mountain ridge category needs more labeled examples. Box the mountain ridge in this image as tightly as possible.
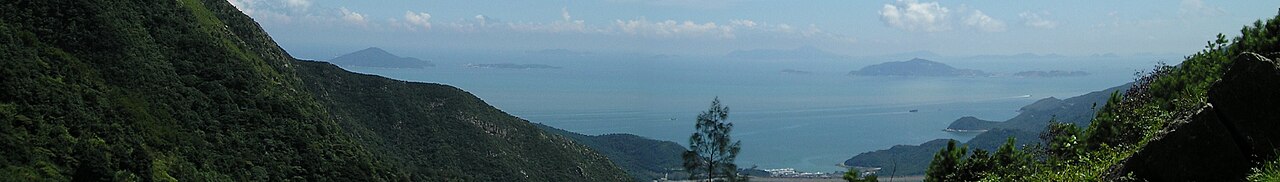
[0,0,630,181]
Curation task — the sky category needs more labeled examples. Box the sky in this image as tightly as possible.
[229,0,1280,59]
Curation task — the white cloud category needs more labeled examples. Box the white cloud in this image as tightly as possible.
[404,11,433,31]
[226,0,378,27]
[730,19,758,29]
[963,10,1006,32]
[879,0,951,32]
[1020,11,1057,29]
[283,0,312,10]
[1180,0,1225,17]
[338,7,367,24]
[498,8,594,33]
[614,19,734,38]
[474,15,491,26]
[878,1,1008,33]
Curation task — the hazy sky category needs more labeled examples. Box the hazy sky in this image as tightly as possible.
[230,0,1280,59]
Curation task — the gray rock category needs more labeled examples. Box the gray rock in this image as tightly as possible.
[1114,52,1280,181]
[1206,52,1280,161]
[1116,104,1252,181]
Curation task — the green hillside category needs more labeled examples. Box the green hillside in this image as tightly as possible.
[0,0,629,181]
[295,61,629,181]
[923,10,1280,181]
[534,123,688,181]
[844,85,1124,175]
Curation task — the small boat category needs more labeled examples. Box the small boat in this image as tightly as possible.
[909,109,919,113]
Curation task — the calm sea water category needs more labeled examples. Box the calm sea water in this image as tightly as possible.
[341,54,1161,172]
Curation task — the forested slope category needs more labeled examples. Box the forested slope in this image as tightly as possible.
[0,0,630,181]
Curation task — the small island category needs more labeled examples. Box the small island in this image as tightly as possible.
[327,47,434,68]
[849,58,990,77]
[466,63,562,69]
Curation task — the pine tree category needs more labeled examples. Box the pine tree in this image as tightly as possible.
[683,98,743,181]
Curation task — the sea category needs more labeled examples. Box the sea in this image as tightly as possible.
[338,52,1171,172]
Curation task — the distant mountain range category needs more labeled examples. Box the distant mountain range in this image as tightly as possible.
[328,47,435,68]
[849,58,991,77]
[726,46,850,60]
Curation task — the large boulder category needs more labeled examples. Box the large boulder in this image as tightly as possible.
[1115,52,1280,181]
[1206,52,1280,161]
[1115,104,1254,181]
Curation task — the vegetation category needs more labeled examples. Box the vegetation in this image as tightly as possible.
[683,98,744,181]
[847,84,1123,176]
[534,123,689,181]
[0,0,390,180]
[924,138,1032,182]
[295,61,630,181]
[1249,155,1280,182]
[0,0,630,181]
[843,168,878,182]
[924,9,1280,182]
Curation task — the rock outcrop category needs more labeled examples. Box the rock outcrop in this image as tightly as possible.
[1115,52,1280,181]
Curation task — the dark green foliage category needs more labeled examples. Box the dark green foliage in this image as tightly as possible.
[925,138,1033,182]
[845,139,951,175]
[0,0,631,181]
[991,137,1032,174]
[1040,121,1082,161]
[843,168,878,182]
[1249,153,1280,182]
[534,123,689,181]
[979,9,1280,181]
[925,140,967,182]
[684,98,743,181]
[962,129,1040,152]
[0,0,393,180]
[295,61,630,181]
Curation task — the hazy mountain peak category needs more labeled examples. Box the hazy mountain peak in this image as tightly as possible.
[850,58,990,77]
[329,47,434,68]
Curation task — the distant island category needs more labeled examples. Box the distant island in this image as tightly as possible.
[1013,70,1090,78]
[466,63,561,69]
[327,47,434,68]
[849,58,990,77]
